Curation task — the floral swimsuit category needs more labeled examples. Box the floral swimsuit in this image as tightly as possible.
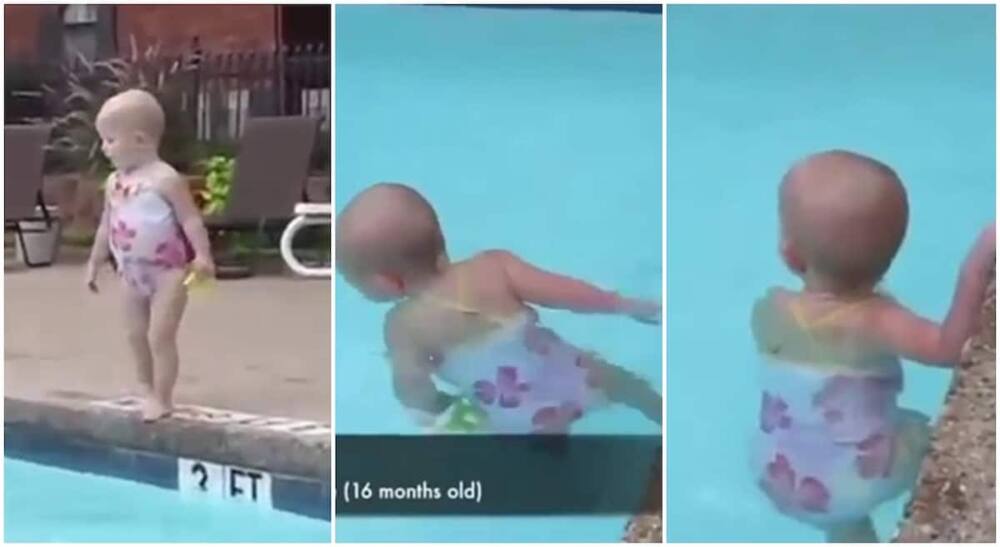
[107,171,192,297]
[752,299,930,527]
[435,312,607,434]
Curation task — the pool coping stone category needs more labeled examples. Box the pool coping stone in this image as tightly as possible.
[894,273,995,542]
[5,396,331,521]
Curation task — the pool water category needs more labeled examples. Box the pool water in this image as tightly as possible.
[336,5,661,542]
[666,5,995,542]
[4,458,331,542]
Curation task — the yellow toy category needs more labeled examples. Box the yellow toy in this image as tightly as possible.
[183,269,215,292]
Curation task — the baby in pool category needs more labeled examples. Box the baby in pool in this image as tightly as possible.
[752,150,994,542]
[85,89,215,421]
[337,183,662,434]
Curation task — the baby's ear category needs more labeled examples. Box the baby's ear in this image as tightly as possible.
[369,272,405,299]
[780,238,806,274]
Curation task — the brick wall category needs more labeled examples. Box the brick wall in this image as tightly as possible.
[117,5,278,55]
[6,6,290,61]
[4,5,47,60]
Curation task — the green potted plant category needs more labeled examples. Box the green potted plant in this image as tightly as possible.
[198,154,234,216]
[195,153,263,278]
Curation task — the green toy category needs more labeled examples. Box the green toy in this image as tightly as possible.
[439,397,489,433]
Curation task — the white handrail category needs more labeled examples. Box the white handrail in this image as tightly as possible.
[280,203,332,278]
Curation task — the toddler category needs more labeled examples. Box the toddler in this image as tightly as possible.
[85,89,215,421]
[752,150,994,542]
[337,183,662,434]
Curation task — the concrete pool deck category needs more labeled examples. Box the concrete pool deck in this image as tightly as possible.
[895,273,995,542]
[4,248,330,477]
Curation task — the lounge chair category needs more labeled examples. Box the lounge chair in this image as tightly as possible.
[205,116,319,273]
[4,124,54,267]
[207,116,319,232]
[280,202,331,277]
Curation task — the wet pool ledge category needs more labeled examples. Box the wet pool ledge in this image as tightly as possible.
[895,274,995,542]
[4,397,331,521]
[623,446,662,542]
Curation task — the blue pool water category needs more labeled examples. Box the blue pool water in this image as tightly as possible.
[667,5,995,542]
[4,458,330,542]
[336,5,661,542]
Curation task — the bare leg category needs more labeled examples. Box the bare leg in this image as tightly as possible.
[826,517,877,543]
[121,288,154,405]
[581,354,662,426]
[146,269,188,421]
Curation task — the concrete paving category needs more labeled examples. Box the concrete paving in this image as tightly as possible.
[5,248,331,423]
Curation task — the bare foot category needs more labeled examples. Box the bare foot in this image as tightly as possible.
[141,396,173,422]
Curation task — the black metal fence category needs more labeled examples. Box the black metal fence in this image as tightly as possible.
[188,43,330,142]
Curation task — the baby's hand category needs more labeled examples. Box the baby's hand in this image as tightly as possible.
[965,221,995,276]
[977,221,995,257]
[190,254,216,279]
[620,297,662,325]
[84,262,100,293]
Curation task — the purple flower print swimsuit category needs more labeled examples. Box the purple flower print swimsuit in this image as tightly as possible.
[436,312,607,434]
[107,172,193,297]
[752,301,930,527]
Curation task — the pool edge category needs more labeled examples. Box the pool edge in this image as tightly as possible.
[4,396,331,522]
[623,446,662,542]
[894,272,996,542]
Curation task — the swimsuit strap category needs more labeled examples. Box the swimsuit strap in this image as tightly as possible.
[452,267,480,314]
[422,269,521,326]
[788,296,876,356]
[425,267,476,314]
[776,291,899,374]
[790,299,864,329]
[111,170,153,201]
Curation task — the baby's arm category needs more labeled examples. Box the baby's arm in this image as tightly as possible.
[85,176,114,292]
[750,290,780,354]
[158,171,215,275]
[871,224,994,366]
[384,307,455,422]
[488,250,660,323]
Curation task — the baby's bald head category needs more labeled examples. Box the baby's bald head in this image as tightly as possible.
[95,89,165,170]
[96,89,165,141]
[779,150,908,290]
[336,183,445,300]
